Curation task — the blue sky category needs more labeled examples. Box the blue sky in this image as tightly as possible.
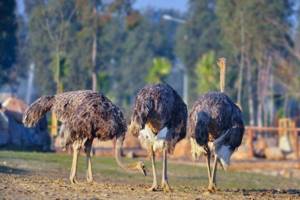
[17,0,188,15]
[133,0,188,12]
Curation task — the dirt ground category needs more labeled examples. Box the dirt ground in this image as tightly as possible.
[1,172,300,200]
[0,151,300,200]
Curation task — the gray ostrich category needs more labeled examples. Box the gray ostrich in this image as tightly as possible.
[127,83,187,192]
[23,90,146,184]
[188,92,244,192]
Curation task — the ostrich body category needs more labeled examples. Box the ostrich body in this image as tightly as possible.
[128,83,187,192]
[23,90,146,184]
[188,92,244,192]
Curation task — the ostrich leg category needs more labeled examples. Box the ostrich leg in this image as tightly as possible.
[147,147,158,191]
[70,140,81,184]
[208,155,218,192]
[205,149,212,184]
[84,138,94,183]
[161,147,171,192]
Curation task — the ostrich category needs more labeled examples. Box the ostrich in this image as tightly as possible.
[188,92,244,192]
[128,83,187,192]
[23,90,146,184]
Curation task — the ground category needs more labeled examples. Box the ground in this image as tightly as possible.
[0,151,299,199]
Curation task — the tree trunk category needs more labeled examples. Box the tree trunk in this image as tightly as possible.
[91,7,97,92]
[283,93,289,117]
[55,49,63,93]
[246,58,255,125]
[257,99,263,127]
[237,10,245,107]
[269,72,274,125]
[92,33,97,91]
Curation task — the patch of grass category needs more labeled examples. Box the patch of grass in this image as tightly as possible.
[0,150,299,191]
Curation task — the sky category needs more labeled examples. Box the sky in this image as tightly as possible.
[133,0,188,12]
[17,0,188,15]
[17,0,25,15]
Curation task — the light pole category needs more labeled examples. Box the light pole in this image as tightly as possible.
[162,14,188,105]
[162,14,186,24]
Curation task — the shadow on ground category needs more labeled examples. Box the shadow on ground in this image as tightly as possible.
[0,165,28,175]
[224,188,300,195]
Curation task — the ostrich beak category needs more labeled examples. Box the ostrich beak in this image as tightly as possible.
[136,161,147,176]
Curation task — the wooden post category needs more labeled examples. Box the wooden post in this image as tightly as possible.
[296,130,299,160]
[246,128,254,158]
[51,112,58,136]
[291,121,298,160]
[51,59,63,137]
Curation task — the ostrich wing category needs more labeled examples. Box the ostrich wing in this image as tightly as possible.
[213,130,232,170]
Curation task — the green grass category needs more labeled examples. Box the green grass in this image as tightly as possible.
[0,150,299,191]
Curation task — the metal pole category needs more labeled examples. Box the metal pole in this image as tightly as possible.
[26,63,35,104]
[162,14,188,104]
[183,68,188,105]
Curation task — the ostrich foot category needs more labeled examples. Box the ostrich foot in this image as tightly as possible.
[162,181,172,193]
[147,184,159,192]
[86,177,93,184]
[70,177,78,184]
[207,183,217,193]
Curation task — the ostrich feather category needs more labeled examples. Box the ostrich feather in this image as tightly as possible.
[129,83,187,153]
[188,92,244,167]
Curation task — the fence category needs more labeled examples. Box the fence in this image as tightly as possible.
[245,126,300,160]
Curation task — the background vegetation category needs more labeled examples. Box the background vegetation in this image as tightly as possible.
[1,0,300,126]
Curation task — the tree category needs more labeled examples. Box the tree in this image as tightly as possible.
[176,0,221,70]
[29,0,76,94]
[216,0,294,125]
[112,9,180,109]
[175,0,223,104]
[0,0,17,85]
[146,57,171,84]
[194,51,219,94]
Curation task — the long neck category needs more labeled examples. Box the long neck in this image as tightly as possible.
[115,134,146,176]
[218,58,226,92]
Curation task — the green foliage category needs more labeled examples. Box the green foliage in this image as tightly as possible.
[194,51,219,93]
[175,0,223,103]
[216,0,294,124]
[176,0,221,70]
[25,1,178,110]
[146,57,171,84]
[28,0,76,93]
[217,0,292,61]
[14,0,296,125]
[97,71,110,94]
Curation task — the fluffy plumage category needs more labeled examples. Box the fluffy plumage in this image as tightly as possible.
[188,91,244,192]
[23,90,146,184]
[128,83,187,192]
[129,83,187,152]
[188,92,244,150]
[23,91,126,141]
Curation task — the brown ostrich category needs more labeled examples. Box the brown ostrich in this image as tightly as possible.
[23,90,146,184]
[128,83,187,192]
[188,92,244,192]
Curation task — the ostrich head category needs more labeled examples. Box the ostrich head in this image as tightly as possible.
[127,120,141,137]
[23,96,54,127]
[127,161,147,176]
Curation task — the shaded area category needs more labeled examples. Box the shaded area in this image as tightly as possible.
[0,96,51,151]
[224,188,300,195]
[0,165,28,175]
